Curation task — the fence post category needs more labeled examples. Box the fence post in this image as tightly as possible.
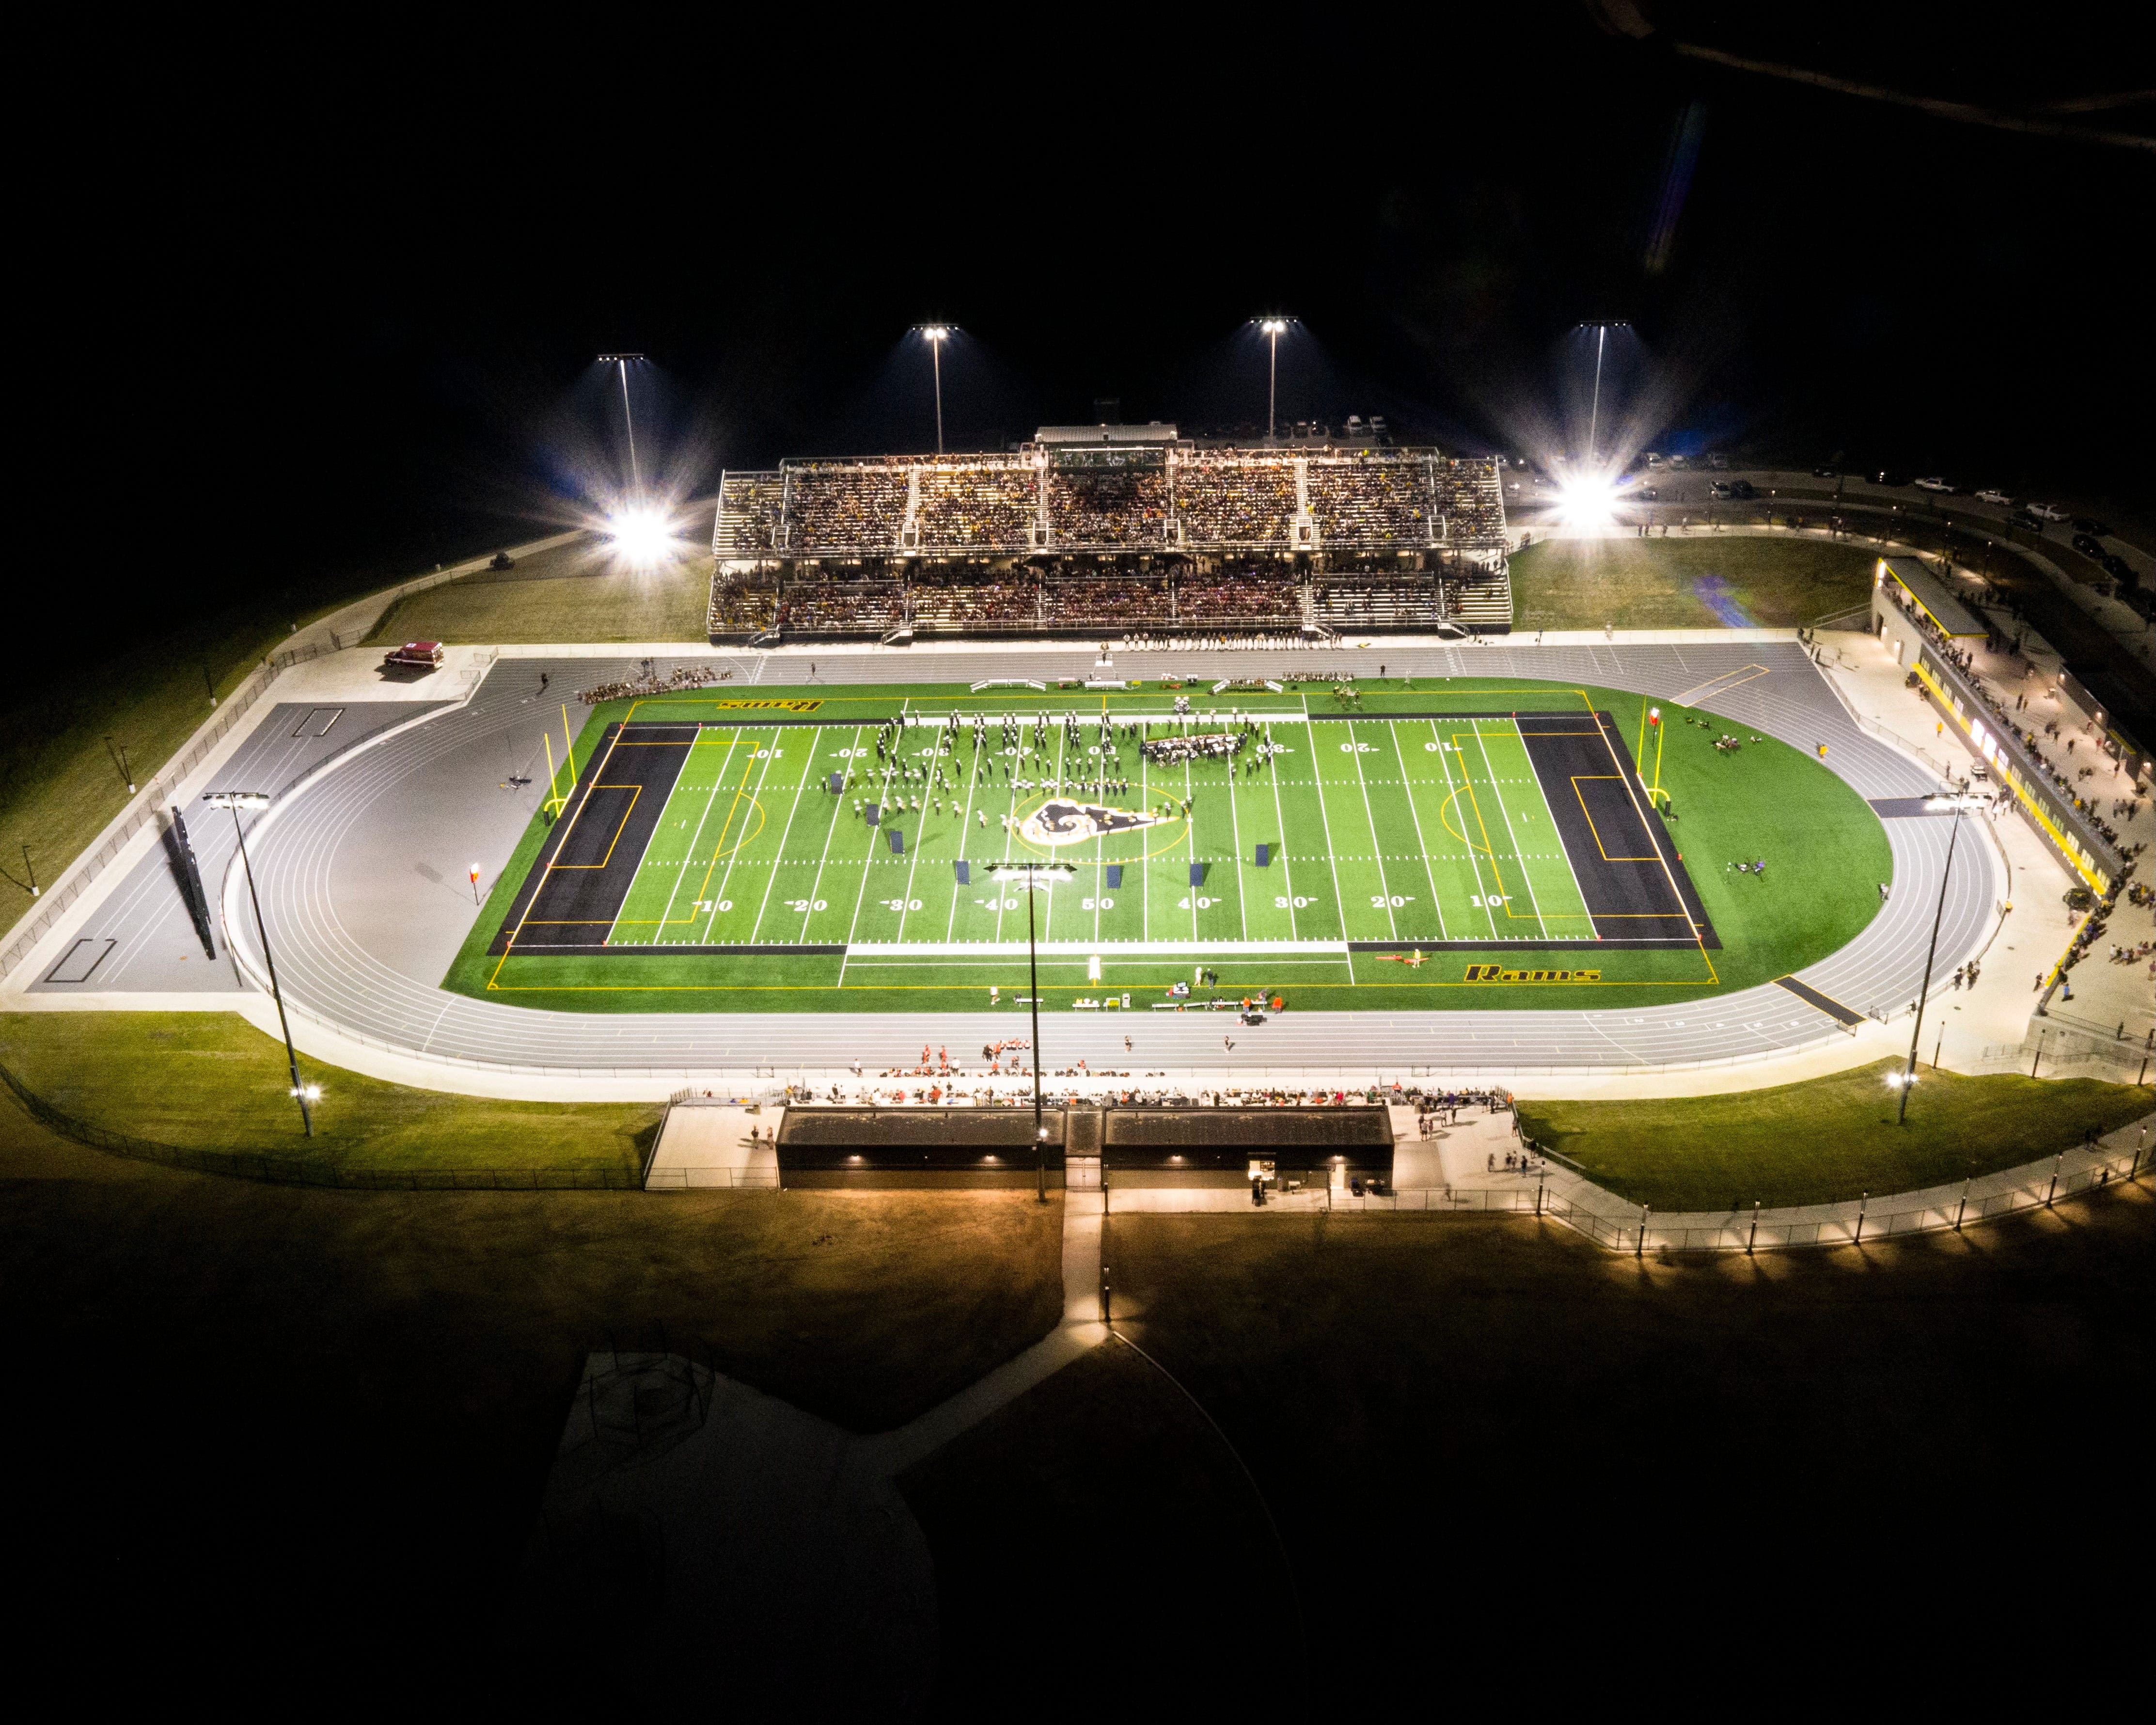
[1637,1203,1648,1258]
[1747,1199,1758,1256]
[1854,1191,1867,1246]
[1954,1176,1969,1232]
[2046,1149,2062,1207]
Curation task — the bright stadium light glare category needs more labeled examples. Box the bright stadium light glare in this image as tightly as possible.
[607,505,672,565]
[1556,471,1621,532]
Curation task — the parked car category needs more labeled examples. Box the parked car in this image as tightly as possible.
[1709,481,1734,500]
[1637,485,1660,501]
[2073,533,2106,558]
[1706,454,1729,470]
[1975,488,2014,506]
[2071,516,2112,537]
[1913,475,1952,493]
[1873,470,1909,487]
[1644,452,1663,467]
[2027,502,2068,521]
[1730,479,1758,499]
[2009,511,2047,532]
[1668,455,1690,470]
[1811,466,1839,478]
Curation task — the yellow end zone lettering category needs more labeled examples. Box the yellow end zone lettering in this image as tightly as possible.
[1463,965,1603,983]
[710,698,824,712]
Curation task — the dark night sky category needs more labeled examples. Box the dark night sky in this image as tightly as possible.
[60,4,2152,640]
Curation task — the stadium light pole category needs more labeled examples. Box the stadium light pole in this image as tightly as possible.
[916,326,951,454]
[597,352,645,499]
[1258,318,1290,443]
[1581,321,1627,470]
[205,791,316,1137]
[1899,794,1972,1124]
[995,862,1076,1201]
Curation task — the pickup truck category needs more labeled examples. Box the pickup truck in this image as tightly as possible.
[382,640,445,673]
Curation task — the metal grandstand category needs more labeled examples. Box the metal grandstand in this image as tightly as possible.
[709,433,1511,641]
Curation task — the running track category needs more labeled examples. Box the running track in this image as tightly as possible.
[221,641,1996,1076]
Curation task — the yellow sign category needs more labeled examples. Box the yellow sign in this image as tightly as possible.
[1464,965,1603,983]
[712,698,824,712]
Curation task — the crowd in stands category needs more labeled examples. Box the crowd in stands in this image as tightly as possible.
[1047,468,1169,545]
[1314,578,1445,625]
[778,577,906,633]
[1173,457,1298,544]
[708,576,778,634]
[916,463,1037,550]
[1176,572,1302,622]
[787,461,910,552]
[1434,460,1506,542]
[1041,576,1173,627]
[909,578,1038,627]
[715,474,786,555]
[1307,456,1431,544]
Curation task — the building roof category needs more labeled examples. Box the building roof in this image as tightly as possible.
[1880,557,1984,638]
[1032,422,1179,445]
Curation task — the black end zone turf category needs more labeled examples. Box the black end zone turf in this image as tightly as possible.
[488,722,695,955]
[1516,712,1720,950]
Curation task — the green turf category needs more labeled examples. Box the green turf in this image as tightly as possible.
[1517,1057,2154,1210]
[0,1011,660,1179]
[364,537,711,645]
[1509,535,1879,630]
[440,673,1891,1013]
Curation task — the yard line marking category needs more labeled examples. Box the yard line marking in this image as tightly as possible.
[1469,720,1549,938]
[747,727,818,943]
[1263,721,1299,939]
[1387,720,1448,940]
[1344,717,1397,940]
[944,724,984,942]
[794,726,862,943]
[679,729,758,925]
[1301,693,1356,939]
[489,717,633,984]
[1428,722,1500,939]
[1225,728,1248,941]
[696,736,782,943]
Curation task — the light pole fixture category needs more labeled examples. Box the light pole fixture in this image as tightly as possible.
[1580,320,1628,469]
[597,352,645,499]
[206,791,316,1137]
[1900,791,1978,1124]
[915,326,952,454]
[994,861,1077,1201]
[1257,318,1291,443]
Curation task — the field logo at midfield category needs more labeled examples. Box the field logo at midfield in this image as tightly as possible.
[1019,800,1171,848]
[711,698,823,712]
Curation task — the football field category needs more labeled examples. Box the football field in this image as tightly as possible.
[481,682,1718,994]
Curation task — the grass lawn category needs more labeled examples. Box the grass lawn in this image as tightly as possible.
[0,609,330,931]
[0,1100,1065,1693]
[1517,1057,2154,1210]
[897,1337,1298,1718]
[446,673,1888,1013]
[364,537,710,645]
[0,1011,660,1179]
[1100,1193,2153,1711]
[1510,534,1878,630]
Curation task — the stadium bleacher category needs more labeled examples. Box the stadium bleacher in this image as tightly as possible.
[708,442,1510,640]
